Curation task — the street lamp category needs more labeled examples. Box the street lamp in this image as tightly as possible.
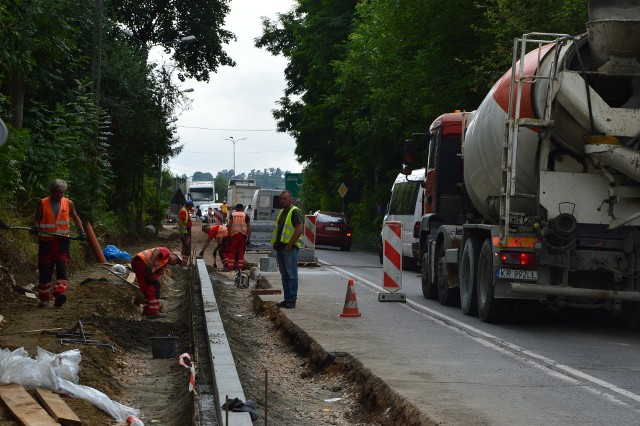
[224,137,247,177]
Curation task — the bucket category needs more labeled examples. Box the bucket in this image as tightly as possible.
[151,336,178,359]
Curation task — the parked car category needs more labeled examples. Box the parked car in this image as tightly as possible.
[314,211,352,251]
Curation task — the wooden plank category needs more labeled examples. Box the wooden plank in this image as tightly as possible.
[34,388,81,426]
[0,383,58,426]
[250,289,282,295]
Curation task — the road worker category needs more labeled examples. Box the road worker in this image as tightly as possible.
[178,200,194,258]
[131,247,184,319]
[199,224,229,269]
[271,190,303,309]
[225,204,251,270]
[32,179,86,308]
[221,201,229,223]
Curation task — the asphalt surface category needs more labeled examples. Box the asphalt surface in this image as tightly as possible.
[243,248,640,425]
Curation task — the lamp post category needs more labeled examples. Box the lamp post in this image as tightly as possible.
[224,137,247,178]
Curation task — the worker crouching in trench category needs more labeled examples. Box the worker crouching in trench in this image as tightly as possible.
[131,248,185,319]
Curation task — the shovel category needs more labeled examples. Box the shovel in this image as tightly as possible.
[0,219,83,240]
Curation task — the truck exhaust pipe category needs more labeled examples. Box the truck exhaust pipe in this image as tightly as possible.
[587,0,640,73]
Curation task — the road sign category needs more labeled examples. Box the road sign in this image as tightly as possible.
[338,183,348,199]
[285,173,303,198]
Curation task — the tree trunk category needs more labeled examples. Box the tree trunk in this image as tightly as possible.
[9,72,25,130]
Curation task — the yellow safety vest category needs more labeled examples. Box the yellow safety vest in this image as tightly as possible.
[271,206,301,248]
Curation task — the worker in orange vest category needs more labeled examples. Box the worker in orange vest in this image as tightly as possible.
[32,179,86,308]
[225,204,251,270]
[198,224,229,269]
[131,247,184,319]
[178,200,194,258]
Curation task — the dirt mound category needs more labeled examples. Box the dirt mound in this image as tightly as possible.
[0,227,191,425]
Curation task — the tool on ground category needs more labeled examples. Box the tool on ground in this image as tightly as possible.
[101,265,139,289]
[44,321,115,352]
[0,219,83,240]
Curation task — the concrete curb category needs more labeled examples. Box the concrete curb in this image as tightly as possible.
[196,259,253,426]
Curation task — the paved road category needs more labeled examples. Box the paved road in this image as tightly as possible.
[260,245,640,425]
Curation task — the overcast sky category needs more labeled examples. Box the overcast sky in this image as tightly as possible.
[163,0,301,178]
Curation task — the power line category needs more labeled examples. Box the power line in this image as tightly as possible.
[178,125,277,132]
[180,148,293,155]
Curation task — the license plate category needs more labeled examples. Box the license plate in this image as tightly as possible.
[325,226,340,231]
[496,268,537,281]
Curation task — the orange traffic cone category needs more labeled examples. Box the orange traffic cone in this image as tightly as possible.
[339,279,362,318]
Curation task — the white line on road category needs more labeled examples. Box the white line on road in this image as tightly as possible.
[317,261,640,410]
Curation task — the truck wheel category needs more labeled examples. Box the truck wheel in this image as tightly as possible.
[421,251,437,299]
[460,238,481,316]
[435,243,460,306]
[477,238,512,322]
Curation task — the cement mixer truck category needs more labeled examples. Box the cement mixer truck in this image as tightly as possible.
[403,0,640,325]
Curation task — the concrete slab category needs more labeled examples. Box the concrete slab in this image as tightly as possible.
[196,259,253,426]
[259,257,277,272]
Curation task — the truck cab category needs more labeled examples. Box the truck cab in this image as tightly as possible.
[406,112,474,302]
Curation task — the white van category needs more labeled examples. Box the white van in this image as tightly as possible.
[251,189,283,232]
[380,169,425,267]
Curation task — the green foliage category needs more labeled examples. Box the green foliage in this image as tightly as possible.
[193,171,214,181]
[214,174,229,201]
[108,0,236,82]
[476,0,588,85]
[247,168,286,189]
[259,0,590,245]
[0,1,234,240]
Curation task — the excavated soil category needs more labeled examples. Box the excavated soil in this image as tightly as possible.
[0,224,412,425]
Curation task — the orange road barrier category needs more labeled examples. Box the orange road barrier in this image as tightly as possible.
[339,279,362,318]
[85,223,106,264]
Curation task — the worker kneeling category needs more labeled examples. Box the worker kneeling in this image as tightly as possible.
[131,248,184,319]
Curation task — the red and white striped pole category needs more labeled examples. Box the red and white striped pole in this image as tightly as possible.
[303,215,316,249]
[380,221,406,302]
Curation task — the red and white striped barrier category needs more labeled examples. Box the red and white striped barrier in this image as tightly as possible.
[303,215,316,249]
[212,209,224,225]
[382,221,402,292]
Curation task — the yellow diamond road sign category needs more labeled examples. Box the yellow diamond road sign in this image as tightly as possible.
[338,182,348,199]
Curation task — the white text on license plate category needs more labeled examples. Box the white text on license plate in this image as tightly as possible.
[496,268,537,281]
[325,226,340,231]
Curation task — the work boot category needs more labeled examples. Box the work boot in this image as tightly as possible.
[38,300,49,308]
[147,312,168,319]
[276,300,295,309]
[54,293,67,308]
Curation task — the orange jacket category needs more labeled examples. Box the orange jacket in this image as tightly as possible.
[135,247,171,275]
[38,197,70,240]
[208,225,229,242]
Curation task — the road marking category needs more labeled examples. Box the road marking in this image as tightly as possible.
[318,260,640,410]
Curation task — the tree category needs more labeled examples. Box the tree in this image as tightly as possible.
[109,0,236,82]
[0,0,88,129]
